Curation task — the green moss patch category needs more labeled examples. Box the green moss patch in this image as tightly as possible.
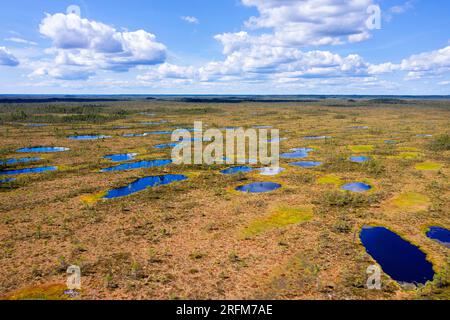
[398,152,422,160]
[392,192,431,211]
[415,161,443,171]
[242,206,313,238]
[349,145,374,153]
[317,174,342,186]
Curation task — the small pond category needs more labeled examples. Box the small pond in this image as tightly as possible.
[426,226,450,248]
[154,143,180,149]
[221,166,254,175]
[68,135,111,140]
[145,131,173,135]
[289,161,322,168]
[281,148,313,159]
[17,147,69,153]
[235,182,281,193]
[360,226,435,285]
[1,157,41,165]
[341,182,372,192]
[123,133,147,137]
[350,156,370,163]
[303,136,331,140]
[100,159,172,172]
[1,166,57,176]
[0,178,16,183]
[104,174,188,199]
[104,153,137,162]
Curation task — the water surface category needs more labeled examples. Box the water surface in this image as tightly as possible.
[100,159,172,172]
[1,157,41,165]
[17,147,69,153]
[289,161,322,168]
[1,166,57,175]
[341,182,372,192]
[236,182,281,193]
[104,174,188,199]
[104,153,137,162]
[350,156,370,163]
[154,143,180,149]
[426,226,450,248]
[360,226,435,284]
[281,148,313,159]
[221,166,254,175]
[68,135,111,140]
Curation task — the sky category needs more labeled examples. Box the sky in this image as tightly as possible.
[0,0,449,95]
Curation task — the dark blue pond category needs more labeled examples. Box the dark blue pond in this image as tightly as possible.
[104,174,188,199]
[221,166,254,175]
[360,226,435,284]
[341,182,372,192]
[17,147,69,153]
[0,178,15,183]
[100,159,172,172]
[1,157,41,165]
[281,148,313,159]
[0,166,57,175]
[426,226,450,248]
[303,136,331,140]
[289,161,322,168]
[350,156,370,163]
[236,182,281,193]
[154,143,180,149]
[104,153,137,162]
[68,135,111,140]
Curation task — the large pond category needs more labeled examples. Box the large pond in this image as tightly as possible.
[104,174,188,199]
[100,159,172,172]
[235,182,281,193]
[0,166,57,175]
[17,147,69,153]
[360,226,435,285]
[426,226,450,248]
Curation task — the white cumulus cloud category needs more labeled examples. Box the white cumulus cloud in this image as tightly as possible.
[181,16,199,24]
[32,13,167,80]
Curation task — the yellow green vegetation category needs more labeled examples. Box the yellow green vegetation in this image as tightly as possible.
[3,283,69,300]
[317,174,342,186]
[81,191,106,205]
[242,206,313,238]
[415,161,443,171]
[397,152,422,160]
[349,145,374,153]
[391,192,431,211]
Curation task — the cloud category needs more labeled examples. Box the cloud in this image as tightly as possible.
[0,47,19,66]
[4,37,38,46]
[369,44,450,79]
[232,0,375,48]
[181,16,199,24]
[33,13,167,80]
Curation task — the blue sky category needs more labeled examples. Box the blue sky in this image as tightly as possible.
[0,0,449,94]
